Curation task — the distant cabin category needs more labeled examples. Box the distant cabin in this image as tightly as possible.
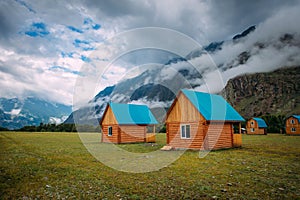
[285,115,300,135]
[100,102,158,144]
[165,89,245,150]
[246,118,268,135]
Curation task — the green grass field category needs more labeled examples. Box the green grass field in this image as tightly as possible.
[1,132,300,199]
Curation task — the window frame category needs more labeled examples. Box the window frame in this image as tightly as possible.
[180,124,191,139]
[251,128,255,132]
[108,126,113,136]
[290,119,295,124]
[291,127,296,132]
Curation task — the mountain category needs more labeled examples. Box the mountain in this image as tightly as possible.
[233,25,256,40]
[185,41,224,60]
[64,85,115,125]
[66,25,300,125]
[186,25,255,60]
[221,66,300,118]
[0,97,71,130]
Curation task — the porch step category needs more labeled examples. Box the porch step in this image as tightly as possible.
[161,145,173,151]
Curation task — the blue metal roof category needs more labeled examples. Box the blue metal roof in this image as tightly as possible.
[292,115,300,123]
[109,102,158,125]
[253,117,268,128]
[181,89,245,121]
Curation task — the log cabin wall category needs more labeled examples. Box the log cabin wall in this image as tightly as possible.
[204,122,233,150]
[101,106,117,125]
[166,92,236,150]
[100,103,158,143]
[286,116,300,134]
[119,125,146,143]
[166,92,206,149]
[167,122,205,149]
[166,92,204,123]
[101,105,120,143]
[102,124,120,143]
[246,119,265,135]
[167,122,235,150]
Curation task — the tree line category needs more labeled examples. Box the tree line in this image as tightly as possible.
[0,114,291,133]
[0,123,100,132]
[261,115,286,133]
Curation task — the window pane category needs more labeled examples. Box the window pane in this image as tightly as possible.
[186,125,190,138]
[181,125,185,138]
[108,126,112,136]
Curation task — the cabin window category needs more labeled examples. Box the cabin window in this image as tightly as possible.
[290,119,295,124]
[291,127,296,132]
[108,126,113,136]
[251,128,255,132]
[180,124,191,139]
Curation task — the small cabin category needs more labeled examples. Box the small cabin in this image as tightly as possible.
[246,118,268,135]
[100,102,158,144]
[165,89,244,150]
[285,115,300,135]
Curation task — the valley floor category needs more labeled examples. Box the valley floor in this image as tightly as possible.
[0,132,299,199]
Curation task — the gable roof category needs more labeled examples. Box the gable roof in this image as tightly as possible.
[253,117,268,128]
[181,89,244,121]
[104,102,158,125]
[292,115,300,122]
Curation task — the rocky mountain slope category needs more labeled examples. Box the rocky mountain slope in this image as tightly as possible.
[67,25,300,125]
[66,26,255,124]
[222,66,300,119]
[0,97,71,129]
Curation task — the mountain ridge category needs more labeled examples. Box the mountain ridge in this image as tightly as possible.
[65,25,300,126]
[0,97,71,129]
[221,66,300,118]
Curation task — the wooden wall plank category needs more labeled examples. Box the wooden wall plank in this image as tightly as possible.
[166,93,205,123]
[119,125,146,143]
[101,106,118,125]
[167,121,235,150]
[102,124,120,143]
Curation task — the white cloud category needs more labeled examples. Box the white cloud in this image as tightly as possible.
[0,0,300,106]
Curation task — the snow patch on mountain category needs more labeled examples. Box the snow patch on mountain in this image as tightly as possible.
[4,108,22,116]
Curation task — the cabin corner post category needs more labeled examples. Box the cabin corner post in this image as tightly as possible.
[231,122,234,147]
[144,126,146,142]
[101,126,103,143]
[239,122,241,134]
[118,126,121,144]
[166,123,170,144]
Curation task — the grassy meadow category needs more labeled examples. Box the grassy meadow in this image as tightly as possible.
[1,132,300,199]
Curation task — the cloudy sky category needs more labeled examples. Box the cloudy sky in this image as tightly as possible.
[0,0,300,105]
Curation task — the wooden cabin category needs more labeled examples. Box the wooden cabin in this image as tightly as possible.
[165,89,244,150]
[100,102,158,144]
[246,118,268,135]
[285,115,300,135]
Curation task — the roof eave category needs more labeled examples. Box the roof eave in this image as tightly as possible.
[118,123,158,125]
[207,119,245,122]
[99,103,110,125]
